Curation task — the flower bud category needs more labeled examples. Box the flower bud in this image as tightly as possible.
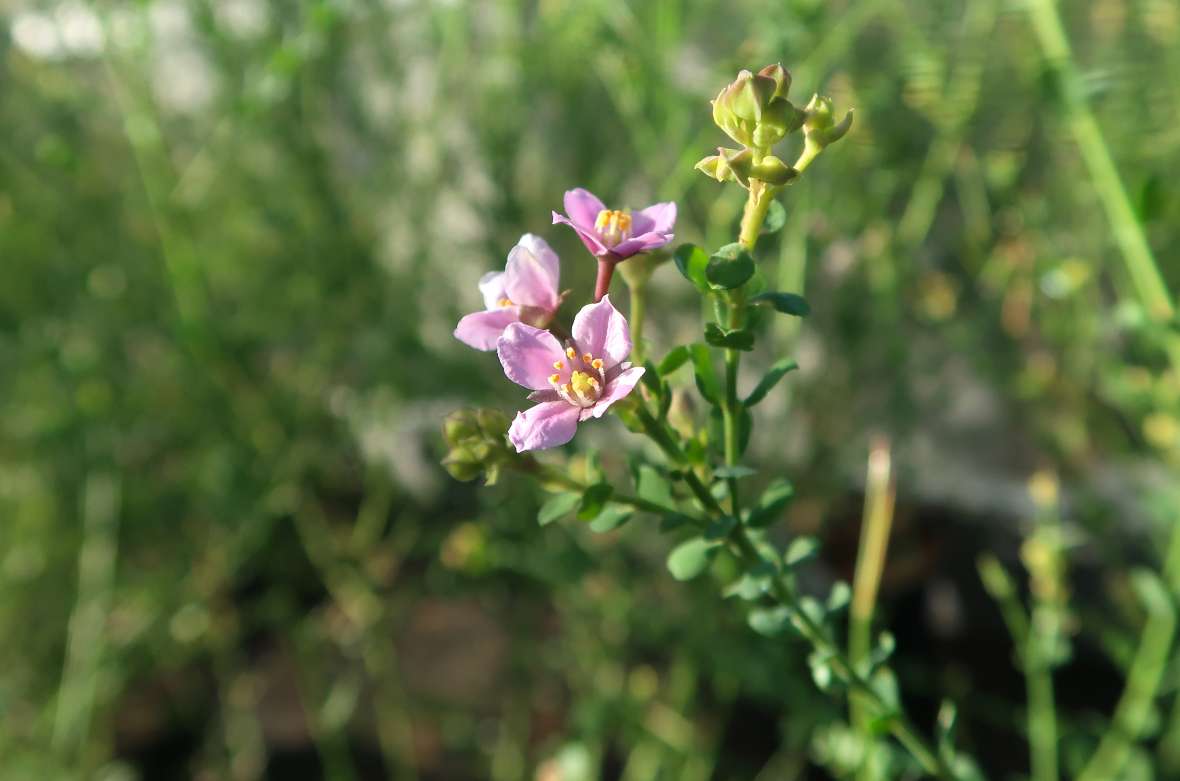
[712,65,801,150]
[695,147,753,187]
[475,408,510,439]
[757,63,791,100]
[442,407,514,483]
[750,155,798,186]
[802,94,853,148]
[443,409,480,445]
[442,447,483,482]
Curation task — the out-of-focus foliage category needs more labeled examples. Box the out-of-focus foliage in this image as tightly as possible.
[2,0,1180,778]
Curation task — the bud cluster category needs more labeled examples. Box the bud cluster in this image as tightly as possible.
[442,408,514,484]
[696,64,852,189]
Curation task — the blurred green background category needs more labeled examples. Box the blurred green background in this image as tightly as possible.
[4,0,1180,778]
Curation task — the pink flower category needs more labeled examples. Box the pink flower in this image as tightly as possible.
[552,188,676,261]
[497,295,645,452]
[454,234,562,351]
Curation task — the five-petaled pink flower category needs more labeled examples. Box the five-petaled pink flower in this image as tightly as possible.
[454,234,562,351]
[498,295,645,452]
[552,188,676,261]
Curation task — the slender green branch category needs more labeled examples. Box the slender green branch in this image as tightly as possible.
[632,407,955,779]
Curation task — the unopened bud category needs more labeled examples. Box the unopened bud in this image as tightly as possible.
[750,155,798,186]
[695,147,754,187]
[442,447,483,482]
[712,65,803,150]
[802,94,853,148]
[443,410,480,445]
[475,408,510,440]
[757,63,791,100]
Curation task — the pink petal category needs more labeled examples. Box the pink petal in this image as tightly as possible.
[563,188,606,229]
[454,308,519,351]
[637,201,677,234]
[478,271,507,311]
[611,231,674,258]
[571,295,632,368]
[505,238,559,311]
[516,234,560,290]
[497,322,565,390]
[583,366,645,420]
[552,212,609,256]
[508,401,581,452]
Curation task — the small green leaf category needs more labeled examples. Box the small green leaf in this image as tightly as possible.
[936,700,959,750]
[724,573,768,601]
[713,465,756,480]
[667,537,714,581]
[744,358,799,406]
[538,493,580,526]
[869,631,896,669]
[657,345,692,375]
[641,360,662,393]
[577,483,613,521]
[703,515,738,541]
[808,650,835,691]
[826,582,851,612]
[748,606,791,636]
[690,344,719,404]
[706,244,755,289]
[704,322,755,351]
[636,464,674,509]
[673,244,710,292]
[588,504,632,533]
[784,535,820,567]
[746,479,795,528]
[760,199,787,235]
[750,291,810,316]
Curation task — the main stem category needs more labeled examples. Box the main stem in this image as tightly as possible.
[721,181,778,515]
[632,407,954,779]
[629,281,647,365]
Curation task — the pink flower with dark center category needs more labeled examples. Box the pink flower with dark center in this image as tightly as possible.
[497,295,645,452]
[454,234,562,351]
[552,188,676,260]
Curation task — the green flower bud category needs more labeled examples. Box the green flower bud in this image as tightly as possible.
[752,99,805,148]
[802,94,853,148]
[442,447,483,482]
[474,408,510,440]
[712,65,801,150]
[757,63,791,100]
[750,155,798,186]
[696,147,753,187]
[443,410,480,445]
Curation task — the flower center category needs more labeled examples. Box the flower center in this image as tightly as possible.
[549,347,607,408]
[594,209,632,248]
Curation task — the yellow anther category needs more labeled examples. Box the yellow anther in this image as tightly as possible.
[553,360,564,370]
[594,209,633,248]
[498,297,513,307]
[570,370,599,399]
[582,353,593,365]
[566,347,576,359]
[549,373,561,384]
[591,358,604,370]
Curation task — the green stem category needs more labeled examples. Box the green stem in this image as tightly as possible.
[632,408,954,779]
[630,280,647,365]
[1027,645,1058,781]
[978,554,1058,781]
